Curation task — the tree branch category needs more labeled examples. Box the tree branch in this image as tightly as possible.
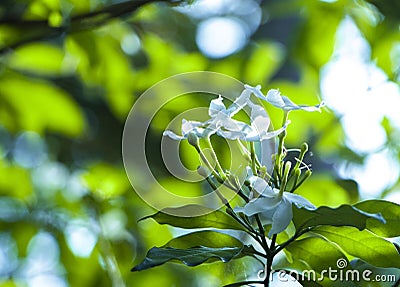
[0,0,177,55]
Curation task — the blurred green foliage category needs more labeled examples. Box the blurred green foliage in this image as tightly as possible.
[0,0,399,286]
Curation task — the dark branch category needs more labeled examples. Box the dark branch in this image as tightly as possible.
[0,0,178,55]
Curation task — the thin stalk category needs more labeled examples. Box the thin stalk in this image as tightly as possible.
[274,228,311,254]
[194,144,223,182]
[291,169,312,192]
[205,176,230,207]
[236,139,252,161]
[205,137,226,181]
[255,215,270,255]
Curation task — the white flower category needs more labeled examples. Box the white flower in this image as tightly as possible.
[163,119,206,140]
[164,87,287,142]
[235,171,315,236]
[244,84,325,112]
[164,89,252,140]
[216,100,289,141]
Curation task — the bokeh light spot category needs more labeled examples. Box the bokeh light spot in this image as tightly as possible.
[196,17,247,58]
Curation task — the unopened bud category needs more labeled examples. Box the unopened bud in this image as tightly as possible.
[187,132,199,147]
[197,166,211,178]
[259,166,267,174]
[284,161,292,174]
[301,143,308,153]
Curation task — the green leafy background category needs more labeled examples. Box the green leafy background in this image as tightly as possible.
[0,0,399,286]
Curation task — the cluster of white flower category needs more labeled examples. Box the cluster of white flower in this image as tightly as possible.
[163,84,324,236]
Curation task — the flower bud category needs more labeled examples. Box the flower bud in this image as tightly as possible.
[259,166,267,174]
[294,167,301,178]
[284,161,292,175]
[301,142,308,153]
[197,166,211,178]
[187,132,199,147]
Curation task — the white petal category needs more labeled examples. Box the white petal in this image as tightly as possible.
[258,209,275,224]
[258,139,275,171]
[233,206,245,213]
[251,177,276,197]
[163,130,185,140]
[220,117,249,131]
[246,84,324,112]
[280,95,324,112]
[249,102,270,130]
[209,95,226,117]
[215,117,253,140]
[238,196,280,216]
[203,125,218,137]
[269,198,293,236]
[284,192,315,210]
[244,84,265,100]
[265,89,285,108]
[250,175,268,193]
[227,88,252,116]
[280,96,300,110]
[297,103,325,112]
[181,119,204,135]
[258,120,290,140]
[246,166,253,176]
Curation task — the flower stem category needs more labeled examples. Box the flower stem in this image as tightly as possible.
[194,144,224,182]
[204,176,230,207]
[205,137,227,181]
[263,234,278,286]
[236,139,252,162]
[255,215,270,254]
[291,169,312,192]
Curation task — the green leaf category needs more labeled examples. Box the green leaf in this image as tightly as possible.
[313,226,400,269]
[131,246,243,271]
[243,41,285,85]
[296,1,344,69]
[82,163,131,199]
[355,200,400,237]
[141,204,246,231]
[165,230,243,249]
[6,43,75,76]
[292,204,385,232]
[0,74,85,137]
[0,159,32,201]
[132,230,249,271]
[286,236,349,274]
[296,175,354,207]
